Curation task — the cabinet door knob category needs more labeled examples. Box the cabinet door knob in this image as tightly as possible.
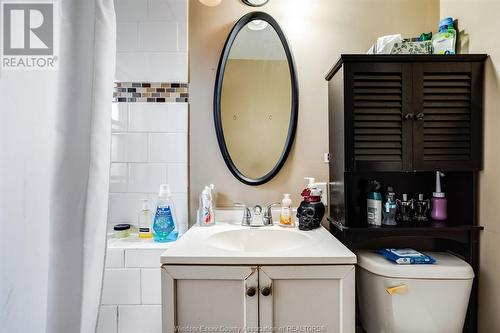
[246,287,256,297]
[261,286,272,296]
[403,113,415,120]
[416,113,425,121]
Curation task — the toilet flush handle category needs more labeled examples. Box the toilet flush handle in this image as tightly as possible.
[386,284,408,295]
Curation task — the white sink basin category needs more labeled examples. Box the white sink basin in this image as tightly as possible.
[161,216,357,265]
[204,228,312,252]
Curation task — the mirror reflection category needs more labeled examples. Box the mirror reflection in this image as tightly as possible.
[220,18,293,180]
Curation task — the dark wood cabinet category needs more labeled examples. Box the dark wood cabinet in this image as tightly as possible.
[411,62,484,171]
[326,54,487,333]
[328,55,486,173]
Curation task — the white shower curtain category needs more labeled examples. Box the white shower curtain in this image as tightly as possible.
[0,0,116,332]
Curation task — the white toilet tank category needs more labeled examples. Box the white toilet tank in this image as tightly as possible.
[356,251,474,333]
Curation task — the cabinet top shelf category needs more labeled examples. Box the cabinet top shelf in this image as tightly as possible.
[325,54,489,80]
[330,219,484,233]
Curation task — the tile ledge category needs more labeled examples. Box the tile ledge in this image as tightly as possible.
[107,233,174,250]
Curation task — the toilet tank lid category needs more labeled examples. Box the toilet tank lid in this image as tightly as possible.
[356,250,474,280]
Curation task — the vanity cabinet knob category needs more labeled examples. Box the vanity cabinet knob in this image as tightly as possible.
[246,287,256,297]
[261,286,272,297]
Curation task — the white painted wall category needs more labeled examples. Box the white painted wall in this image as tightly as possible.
[439,1,500,331]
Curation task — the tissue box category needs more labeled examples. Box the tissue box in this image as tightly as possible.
[391,41,432,54]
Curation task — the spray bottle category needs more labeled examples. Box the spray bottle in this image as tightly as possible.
[431,171,447,220]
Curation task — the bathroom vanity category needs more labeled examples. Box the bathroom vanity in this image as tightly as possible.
[160,217,356,333]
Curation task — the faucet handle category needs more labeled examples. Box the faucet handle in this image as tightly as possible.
[263,202,281,225]
[235,203,252,226]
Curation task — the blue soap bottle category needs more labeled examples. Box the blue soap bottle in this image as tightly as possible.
[153,184,178,242]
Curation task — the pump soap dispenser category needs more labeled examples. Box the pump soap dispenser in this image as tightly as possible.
[297,177,325,231]
[431,171,447,221]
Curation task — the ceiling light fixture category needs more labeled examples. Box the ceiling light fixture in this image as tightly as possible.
[247,19,268,31]
[242,0,269,7]
[199,0,222,6]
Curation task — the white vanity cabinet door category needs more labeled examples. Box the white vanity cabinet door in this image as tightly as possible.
[161,265,258,332]
[259,265,355,333]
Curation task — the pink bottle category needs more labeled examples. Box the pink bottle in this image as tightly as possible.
[431,171,448,221]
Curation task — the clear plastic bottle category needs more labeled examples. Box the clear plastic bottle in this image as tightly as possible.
[199,186,215,226]
[382,187,397,226]
[279,193,293,227]
[209,184,216,223]
[153,184,178,242]
[138,199,153,239]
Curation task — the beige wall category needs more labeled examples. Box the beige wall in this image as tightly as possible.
[440,1,500,331]
[189,0,439,215]
[222,59,291,179]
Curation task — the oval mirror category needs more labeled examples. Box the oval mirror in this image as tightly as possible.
[214,12,298,186]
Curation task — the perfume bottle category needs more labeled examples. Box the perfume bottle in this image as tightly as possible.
[396,193,414,223]
[413,193,430,222]
[382,186,397,226]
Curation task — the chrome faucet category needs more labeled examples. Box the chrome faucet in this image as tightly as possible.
[263,202,280,226]
[236,202,281,227]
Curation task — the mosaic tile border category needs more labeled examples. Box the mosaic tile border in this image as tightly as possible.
[113,82,189,103]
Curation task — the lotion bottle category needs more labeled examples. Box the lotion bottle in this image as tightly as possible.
[138,199,153,239]
[279,193,293,227]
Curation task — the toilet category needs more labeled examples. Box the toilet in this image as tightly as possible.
[356,250,474,333]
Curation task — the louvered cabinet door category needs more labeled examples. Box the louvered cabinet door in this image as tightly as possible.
[412,63,483,171]
[345,63,413,171]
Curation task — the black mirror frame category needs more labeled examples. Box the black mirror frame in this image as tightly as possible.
[213,11,299,186]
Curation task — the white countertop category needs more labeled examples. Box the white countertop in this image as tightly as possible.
[160,221,356,265]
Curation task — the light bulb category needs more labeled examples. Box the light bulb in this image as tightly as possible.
[247,19,268,31]
[199,0,222,6]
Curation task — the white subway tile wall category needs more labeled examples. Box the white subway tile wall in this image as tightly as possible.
[118,305,162,333]
[102,268,142,305]
[125,249,166,268]
[105,249,125,268]
[98,246,168,333]
[111,132,149,163]
[141,269,161,304]
[103,1,188,332]
[109,103,188,227]
[115,0,188,82]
